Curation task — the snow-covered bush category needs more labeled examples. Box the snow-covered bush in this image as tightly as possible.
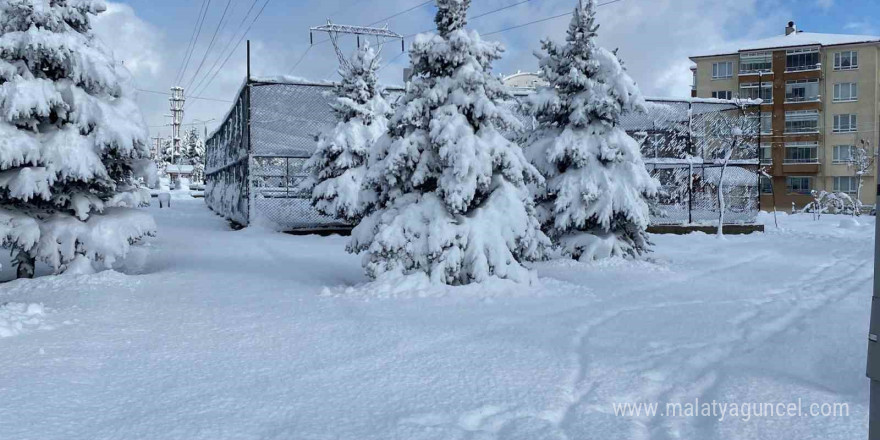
[301,43,391,223]
[182,128,205,183]
[524,0,658,260]
[0,0,156,278]
[804,190,857,218]
[349,0,548,285]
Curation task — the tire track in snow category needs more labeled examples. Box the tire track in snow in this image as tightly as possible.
[635,247,871,440]
[403,250,785,439]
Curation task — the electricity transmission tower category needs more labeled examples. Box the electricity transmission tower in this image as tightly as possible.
[309,20,404,68]
[169,86,186,165]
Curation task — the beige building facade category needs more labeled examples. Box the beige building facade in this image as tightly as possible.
[501,71,548,91]
[690,22,880,211]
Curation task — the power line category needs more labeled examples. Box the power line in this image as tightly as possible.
[175,0,210,85]
[378,50,407,72]
[136,88,232,103]
[184,0,234,91]
[188,0,262,97]
[399,0,537,38]
[288,45,314,74]
[483,0,624,36]
[366,0,432,26]
[190,0,272,100]
[177,0,213,85]
[470,0,533,21]
[288,0,433,74]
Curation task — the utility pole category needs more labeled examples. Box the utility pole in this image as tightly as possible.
[867,144,880,439]
[151,136,163,162]
[169,86,185,165]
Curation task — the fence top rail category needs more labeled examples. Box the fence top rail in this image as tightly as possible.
[207,76,408,141]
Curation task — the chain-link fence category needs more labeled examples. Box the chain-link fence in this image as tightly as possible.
[205,79,760,230]
[205,86,249,226]
[629,99,761,225]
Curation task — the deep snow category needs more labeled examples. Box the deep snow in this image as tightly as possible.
[0,199,871,439]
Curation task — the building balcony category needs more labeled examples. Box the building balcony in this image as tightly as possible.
[785,65,820,73]
[781,161,820,174]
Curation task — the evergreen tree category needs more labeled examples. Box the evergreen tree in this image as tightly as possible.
[159,137,173,166]
[350,0,548,285]
[302,42,391,223]
[0,0,155,278]
[182,128,205,183]
[525,0,658,261]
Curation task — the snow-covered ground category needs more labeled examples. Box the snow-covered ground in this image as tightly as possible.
[0,199,871,439]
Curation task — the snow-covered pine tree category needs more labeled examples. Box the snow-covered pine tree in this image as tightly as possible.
[155,137,172,166]
[349,0,548,285]
[0,0,155,278]
[525,0,658,261]
[301,42,391,223]
[182,128,205,183]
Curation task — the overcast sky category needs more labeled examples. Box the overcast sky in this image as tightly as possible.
[93,0,880,137]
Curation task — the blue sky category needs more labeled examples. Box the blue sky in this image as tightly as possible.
[96,0,880,134]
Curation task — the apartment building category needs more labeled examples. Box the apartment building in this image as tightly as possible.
[690,21,880,211]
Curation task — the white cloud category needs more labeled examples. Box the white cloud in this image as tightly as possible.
[90,2,289,136]
[486,0,790,97]
[90,0,796,133]
[816,0,834,10]
[93,3,163,77]
[844,20,878,35]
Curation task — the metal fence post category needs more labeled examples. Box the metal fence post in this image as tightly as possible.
[687,100,694,224]
[867,149,880,440]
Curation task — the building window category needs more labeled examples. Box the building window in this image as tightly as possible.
[739,82,772,102]
[786,176,813,194]
[761,112,772,134]
[785,79,819,102]
[750,112,772,134]
[833,145,855,163]
[785,110,819,133]
[833,176,858,193]
[833,83,858,102]
[711,90,732,100]
[760,144,772,164]
[784,142,819,164]
[740,51,772,74]
[834,51,858,70]
[760,175,773,194]
[712,61,733,79]
[833,114,857,133]
[786,47,820,72]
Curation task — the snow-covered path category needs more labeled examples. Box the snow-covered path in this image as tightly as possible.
[0,199,871,439]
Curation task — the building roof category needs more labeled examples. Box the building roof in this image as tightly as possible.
[166,164,194,174]
[691,31,880,58]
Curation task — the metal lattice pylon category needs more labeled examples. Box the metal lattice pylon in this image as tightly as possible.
[310,20,404,67]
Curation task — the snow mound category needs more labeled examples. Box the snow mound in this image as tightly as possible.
[838,218,861,229]
[321,272,589,300]
[757,210,788,224]
[536,255,670,273]
[0,302,47,338]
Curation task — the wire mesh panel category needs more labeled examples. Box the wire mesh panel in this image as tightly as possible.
[205,79,760,230]
[205,86,249,226]
[251,156,348,229]
[633,99,761,225]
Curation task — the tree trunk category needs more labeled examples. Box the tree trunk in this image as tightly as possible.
[856,175,863,216]
[14,250,35,279]
[717,162,727,238]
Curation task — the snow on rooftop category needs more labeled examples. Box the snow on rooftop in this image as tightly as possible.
[692,31,880,58]
[165,164,194,174]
